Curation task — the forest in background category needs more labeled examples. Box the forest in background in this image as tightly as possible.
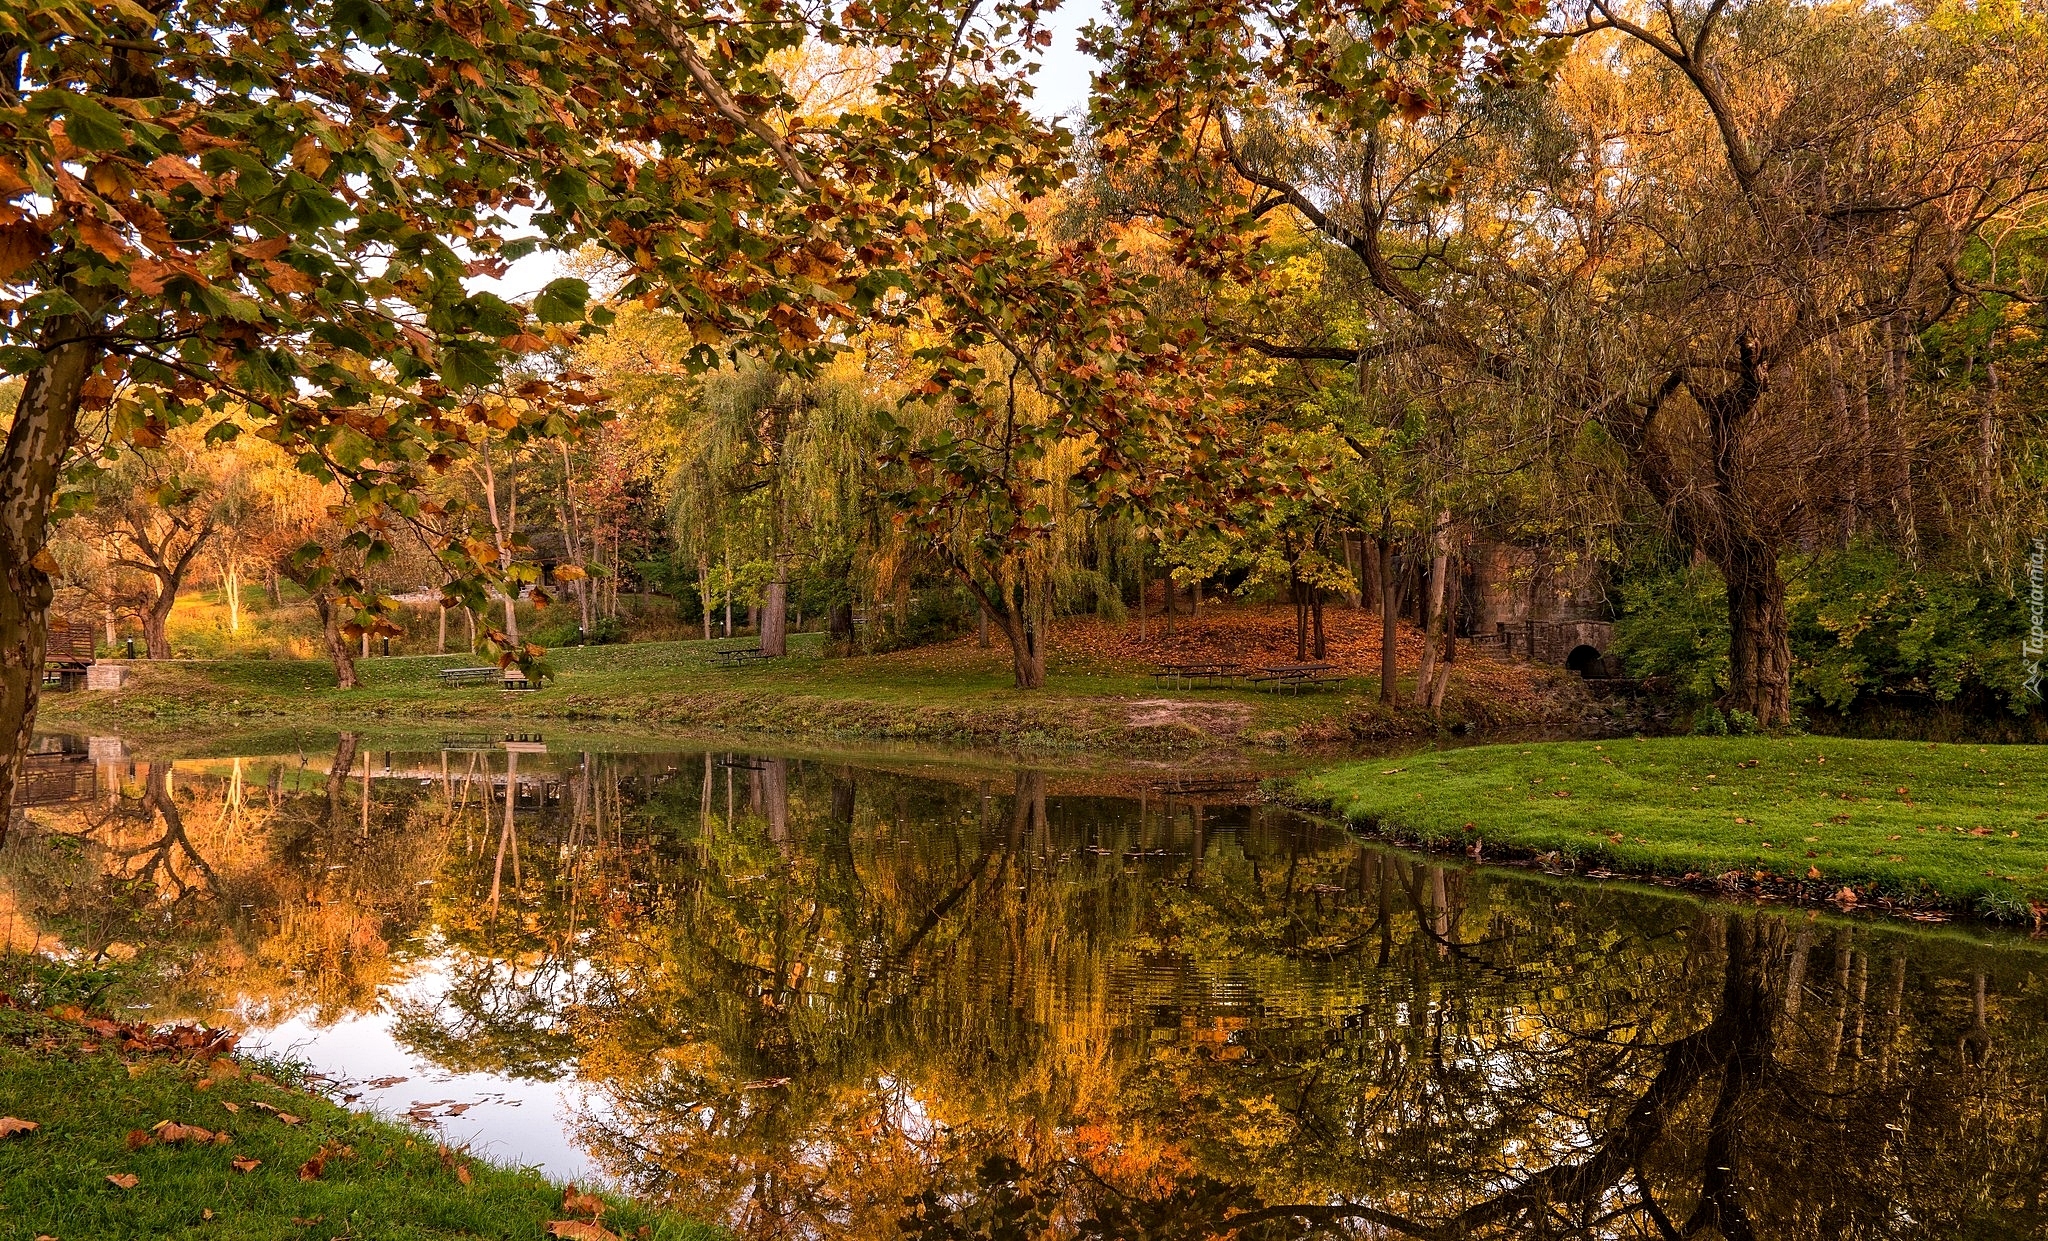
[4,0,2048,828]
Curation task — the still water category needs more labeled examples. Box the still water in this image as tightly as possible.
[8,732,2048,1238]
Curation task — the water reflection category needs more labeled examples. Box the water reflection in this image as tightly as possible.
[6,734,2048,1239]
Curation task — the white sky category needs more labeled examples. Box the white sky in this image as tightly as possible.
[477,2,1108,303]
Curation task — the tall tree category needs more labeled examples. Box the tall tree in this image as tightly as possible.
[1088,0,2048,726]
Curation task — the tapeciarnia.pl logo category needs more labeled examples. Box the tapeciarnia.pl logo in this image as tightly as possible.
[2026,538,2045,701]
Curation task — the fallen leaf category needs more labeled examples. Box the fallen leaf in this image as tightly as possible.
[153,1120,215,1143]
[1807,866,1822,879]
[562,1184,607,1219]
[456,1163,472,1185]
[125,1129,151,1150]
[546,1222,620,1241]
[231,1156,262,1173]
[221,1101,240,1113]
[106,1173,139,1189]
[0,1117,38,1138]
[298,1155,326,1181]
[203,1208,214,1220]
[275,1113,303,1126]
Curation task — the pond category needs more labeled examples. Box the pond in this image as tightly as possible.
[7,731,2048,1238]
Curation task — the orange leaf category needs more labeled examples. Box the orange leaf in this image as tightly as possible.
[545,1222,619,1241]
[561,1185,606,1218]
[263,258,315,294]
[152,1121,215,1144]
[0,220,46,278]
[75,215,128,260]
[106,1173,139,1190]
[231,1156,262,1173]
[0,1117,38,1138]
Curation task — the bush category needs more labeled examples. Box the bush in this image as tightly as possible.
[1615,542,2031,719]
[1612,558,1730,706]
[1690,704,1729,736]
[1786,544,2028,715]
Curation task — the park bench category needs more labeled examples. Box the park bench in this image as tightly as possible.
[1150,661,1241,689]
[438,666,537,690]
[1244,663,1342,694]
[711,646,773,667]
[40,620,96,690]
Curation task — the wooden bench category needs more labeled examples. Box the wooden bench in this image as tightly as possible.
[439,666,536,690]
[711,646,773,667]
[1245,663,1342,694]
[1150,661,1241,689]
[41,620,96,690]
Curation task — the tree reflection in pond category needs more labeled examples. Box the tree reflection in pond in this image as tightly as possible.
[5,743,2046,1239]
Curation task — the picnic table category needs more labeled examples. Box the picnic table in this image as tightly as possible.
[438,666,537,691]
[711,646,774,667]
[1150,660,1242,689]
[1244,662,1342,693]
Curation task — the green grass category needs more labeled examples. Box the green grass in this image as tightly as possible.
[1294,737,2048,917]
[37,634,1576,754]
[0,998,718,1241]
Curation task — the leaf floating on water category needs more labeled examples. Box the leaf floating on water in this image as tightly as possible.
[740,1078,791,1090]
[0,1117,38,1138]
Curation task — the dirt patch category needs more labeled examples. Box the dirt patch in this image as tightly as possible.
[1124,698,1253,735]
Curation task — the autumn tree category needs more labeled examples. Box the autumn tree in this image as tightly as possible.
[0,0,1075,830]
[1088,0,2048,726]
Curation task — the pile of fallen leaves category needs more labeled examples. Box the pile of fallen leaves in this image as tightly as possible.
[30,1001,239,1060]
[1053,605,1559,695]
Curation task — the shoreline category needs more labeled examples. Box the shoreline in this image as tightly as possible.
[1288,737,2048,924]
[32,633,1611,758]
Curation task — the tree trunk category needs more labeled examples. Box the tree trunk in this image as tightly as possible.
[760,561,789,657]
[0,306,108,839]
[306,584,360,690]
[1377,534,1401,707]
[1415,513,1450,698]
[437,603,447,654]
[1716,538,1792,727]
[697,551,714,641]
[1291,566,1309,661]
[224,555,240,634]
[1310,589,1327,661]
[143,592,174,659]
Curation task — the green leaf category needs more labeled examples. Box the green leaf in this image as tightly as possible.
[533,277,589,324]
[46,91,127,150]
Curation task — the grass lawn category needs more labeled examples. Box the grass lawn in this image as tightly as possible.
[35,618,1580,753]
[1294,736,2048,918]
[0,987,715,1241]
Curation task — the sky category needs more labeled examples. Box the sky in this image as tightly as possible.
[476,2,1109,304]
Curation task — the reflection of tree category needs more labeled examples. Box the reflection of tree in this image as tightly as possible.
[497,767,2048,1241]
[10,745,2048,1240]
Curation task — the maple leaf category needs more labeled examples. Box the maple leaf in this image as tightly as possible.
[0,1117,38,1138]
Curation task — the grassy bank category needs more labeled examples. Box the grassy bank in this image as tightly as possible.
[0,972,713,1241]
[1293,737,2048,919]
[36,611,1590,754]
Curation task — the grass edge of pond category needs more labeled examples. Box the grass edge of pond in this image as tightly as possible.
[0,974,724,1241]
[1288,736,2048,923]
